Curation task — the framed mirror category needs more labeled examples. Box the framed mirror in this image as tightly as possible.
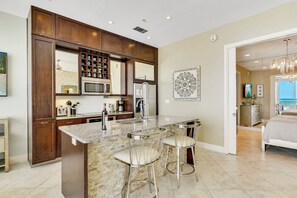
[135,61,154,81]
[55,49,79,95]
[0,52,8,97]
[110,60,126,95]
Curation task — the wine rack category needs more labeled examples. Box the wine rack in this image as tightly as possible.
[80,51,109,79]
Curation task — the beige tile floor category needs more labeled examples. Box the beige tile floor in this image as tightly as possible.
[1,129,297,197]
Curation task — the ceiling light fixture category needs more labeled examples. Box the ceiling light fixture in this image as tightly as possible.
[108,21,114,24]
[166,16,172,20]
[147,36,151,39]
[254,60,259,63]
[270,38,297,77]
[244,54,250,57]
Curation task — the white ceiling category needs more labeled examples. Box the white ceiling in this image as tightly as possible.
[237,35,297,71]
[0,0,294,47]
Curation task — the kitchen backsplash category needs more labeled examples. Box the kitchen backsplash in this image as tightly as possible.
[56,95,121,114]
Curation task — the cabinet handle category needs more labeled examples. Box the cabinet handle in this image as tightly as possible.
[40,121,49,125]
[66,121,73,124]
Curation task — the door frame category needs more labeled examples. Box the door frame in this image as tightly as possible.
[224,27,297,154]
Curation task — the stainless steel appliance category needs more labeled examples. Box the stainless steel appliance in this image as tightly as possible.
[116,99,125,112]
[86,116,116,123]
[56,106,67,117]
[81,77,111,95]
[134,83,157,118]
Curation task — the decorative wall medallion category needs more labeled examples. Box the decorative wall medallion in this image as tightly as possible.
[173,67,201,100]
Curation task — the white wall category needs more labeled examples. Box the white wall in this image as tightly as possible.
[56,96,121,114]
[0,11,27,161]
[159,1,297,147]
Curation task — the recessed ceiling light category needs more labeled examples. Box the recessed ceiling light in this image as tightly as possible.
[254,60,259,63]
[147,36,151,39]
[108,21,114,24]
[244,54,250,57]
[166,16,172,20]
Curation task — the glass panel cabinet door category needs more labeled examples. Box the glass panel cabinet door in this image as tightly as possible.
[135,61,154,81]
[55,50,79,94]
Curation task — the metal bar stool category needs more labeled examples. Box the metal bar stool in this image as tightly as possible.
[113,128,167,198]
[163,120,201,188]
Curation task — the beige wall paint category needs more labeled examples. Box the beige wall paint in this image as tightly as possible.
[250,69,280,119]
[159,1,297,147]
[0,11,27,159]
[236,65,251,104]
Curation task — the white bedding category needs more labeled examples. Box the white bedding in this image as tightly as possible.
[263,115,297,144]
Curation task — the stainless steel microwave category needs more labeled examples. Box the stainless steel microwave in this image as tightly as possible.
[81,77,111,95]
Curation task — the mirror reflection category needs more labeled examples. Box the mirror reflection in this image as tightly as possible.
[135,62,154,81]
[55,50,79,94]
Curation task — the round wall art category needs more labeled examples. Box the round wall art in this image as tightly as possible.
[173,67,201,100]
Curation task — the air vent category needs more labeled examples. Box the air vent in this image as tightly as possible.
[133,26,148,34]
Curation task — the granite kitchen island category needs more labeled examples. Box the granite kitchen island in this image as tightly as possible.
[59,115,199,198]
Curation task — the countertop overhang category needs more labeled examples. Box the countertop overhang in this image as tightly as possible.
[59,115,199,144]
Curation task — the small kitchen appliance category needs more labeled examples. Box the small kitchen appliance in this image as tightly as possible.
[117,99,125,112]
[56,106,68,117]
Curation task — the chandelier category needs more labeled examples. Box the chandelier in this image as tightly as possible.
[270,38,297,77]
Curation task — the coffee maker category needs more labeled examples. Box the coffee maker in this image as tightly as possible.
[116,99,125,112]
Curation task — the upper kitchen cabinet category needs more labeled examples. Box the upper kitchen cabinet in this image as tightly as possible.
[135,43,156,62]
[135,61,155,82]
[56,16,101,50]
[110,60,126,95]
[32,36,55,121]
[32,7,56,38]
[55,49,80,95]
[101,32,136,57]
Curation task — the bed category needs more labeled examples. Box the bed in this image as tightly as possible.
[262,115,297,151]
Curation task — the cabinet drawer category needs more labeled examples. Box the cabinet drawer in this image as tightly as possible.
[0,137,4,152]
[116,114,133,120]
[57,118,84,127]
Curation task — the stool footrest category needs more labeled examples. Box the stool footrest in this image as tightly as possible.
[166,161,195,176]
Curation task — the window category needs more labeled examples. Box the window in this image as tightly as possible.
[277,81,296,111]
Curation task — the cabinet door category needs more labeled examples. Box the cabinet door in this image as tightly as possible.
[56,118,84,158]
[101,32,122,54]
[32,7,55,38]
[116,114,133,120]
[135,43,155,62]
[56,16,101,50]
[33,120,56,164]
[32,36,55,121]
[121,39,136,57]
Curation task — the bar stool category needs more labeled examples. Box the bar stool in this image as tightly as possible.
[113,128,167,198]
[163,120,201,188]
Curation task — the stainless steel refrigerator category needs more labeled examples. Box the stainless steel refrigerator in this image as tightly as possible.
[133,83,157,118]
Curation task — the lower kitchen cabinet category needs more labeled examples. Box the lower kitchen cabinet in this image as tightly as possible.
[33,120,56,164]
[56,118,84,158]
[116,114,133,120]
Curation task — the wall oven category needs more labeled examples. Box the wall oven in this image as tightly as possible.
[81,77,111,95]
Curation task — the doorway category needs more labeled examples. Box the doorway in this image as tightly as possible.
[224,28,297,154]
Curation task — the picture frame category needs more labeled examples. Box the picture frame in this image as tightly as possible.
[173,66,201,100]
[0,52,8,97]
[257,84,263,98]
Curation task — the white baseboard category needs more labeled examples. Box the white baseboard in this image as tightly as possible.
[10,154,27,165]
[197,141,225,153]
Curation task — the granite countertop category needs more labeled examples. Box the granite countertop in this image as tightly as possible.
[56,111,133,120]
[59,115,199,144]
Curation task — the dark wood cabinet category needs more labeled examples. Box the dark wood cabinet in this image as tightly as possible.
[81,51,110,79]
[121,39,136,57]
[102,32,122,54]
[33,120,56,163]
[101,32,136,57]
[32,7,55,38]
[32,36,55,121]
[116,114,133,120]
[56,16,101,50]
[136,43,156,62]
[56,118,84,158]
